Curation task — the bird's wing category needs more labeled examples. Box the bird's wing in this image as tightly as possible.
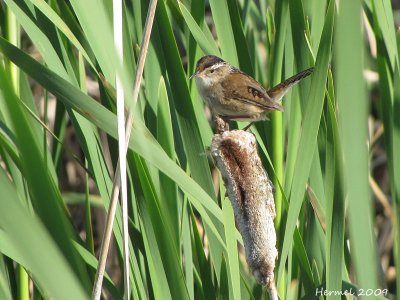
[267,67,314,102]
[221,71,284,112]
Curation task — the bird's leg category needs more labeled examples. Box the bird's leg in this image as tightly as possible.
[213,115,230,133]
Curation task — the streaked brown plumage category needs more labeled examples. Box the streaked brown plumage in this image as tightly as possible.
[190,55,313,122]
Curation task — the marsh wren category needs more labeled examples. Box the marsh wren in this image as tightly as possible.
[190,55,313,129]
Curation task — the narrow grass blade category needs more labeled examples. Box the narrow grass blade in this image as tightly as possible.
[225,1,253,74]
[336,0,379,291]
[0,63,90,289]
[133,154,188,299]
[325,89,345,296]
[278,0,334,282]
[0,168,88,299]
[155,0,226,279]
[157,77,180,244]
[4,0,71,80]
[139,207,173,300]
[269,0,289,239]
[29,0,97,71]
[209,0,238,64]
[178,2,219,56]
[222,196,241,300]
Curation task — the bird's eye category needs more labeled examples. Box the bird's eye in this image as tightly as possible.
[210,69,215,73]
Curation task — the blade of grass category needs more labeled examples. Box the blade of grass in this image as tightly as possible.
[133,154,189,299]
[269,0,289,242]
[324,87,345,298]
[4,0,72,81]
[156,0,215,199]
[0,168,88,299]
[284,0,314,202]
[222,196,241,300]
[278,0,334,283]
[3,7,29,300]
[28,0,97,71]
[226,0,253,74]
[66,0,115,82]
[184,0,215,147]
[0,260,12,300]
[336,0,378,292]
[209,0,238,64]
[371,0,398,69]
[181,200,194,300]
[157,77,180,245]
[369,0,400,292]
[138,209,173,300]
[0,61,91,290]
[178,2,219,56]
[190,207,216,299]
[156,0,226,280]
[392,64,400,300]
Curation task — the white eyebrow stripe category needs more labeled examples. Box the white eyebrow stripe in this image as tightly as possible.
[210,62,225,70]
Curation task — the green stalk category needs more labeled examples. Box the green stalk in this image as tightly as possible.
[271,115,283,228]
[5,7,28,300]
[43,89,48,167]
[5,9,19,91]
[85,159,95,257]
[269,1,289,298]
[270,0,288,242]
[17,270,28,300]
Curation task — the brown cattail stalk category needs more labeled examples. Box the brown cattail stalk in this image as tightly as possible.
[211,130,278,299]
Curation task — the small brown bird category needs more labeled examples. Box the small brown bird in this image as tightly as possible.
[190,55,313,125]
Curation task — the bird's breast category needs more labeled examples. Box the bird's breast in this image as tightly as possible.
[195,77,220,104]
[194,76,265,121]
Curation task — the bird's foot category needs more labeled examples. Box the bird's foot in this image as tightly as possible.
[213,115,230,133]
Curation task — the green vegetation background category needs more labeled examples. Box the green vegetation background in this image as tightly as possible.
[0,0,398,299]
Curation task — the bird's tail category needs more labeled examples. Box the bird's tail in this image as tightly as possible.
[267,67,314,102]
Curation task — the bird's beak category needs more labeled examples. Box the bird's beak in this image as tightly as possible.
[189,70,199,80]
